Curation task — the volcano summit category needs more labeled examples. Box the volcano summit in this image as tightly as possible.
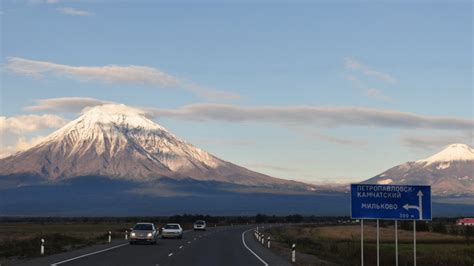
[0,104,309,190]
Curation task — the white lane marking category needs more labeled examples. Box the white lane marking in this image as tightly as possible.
[168,253,173,257]
[50,243,129,265]
[242,229,269,266]
[187,241,191,244]
[179,245,183,249]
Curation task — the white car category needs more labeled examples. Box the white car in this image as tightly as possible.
[193,220,206,231]
[129,222,158,245]
[162,223,183,239]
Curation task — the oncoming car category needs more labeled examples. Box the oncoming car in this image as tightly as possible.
[193,220,206,231]
[129,223,158,245]
[162,223,183,239]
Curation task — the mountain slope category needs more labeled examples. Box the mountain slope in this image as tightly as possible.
[363,144,474,196]
[0,104,310,190]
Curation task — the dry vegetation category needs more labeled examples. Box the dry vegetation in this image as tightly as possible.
[265,223,474,266]
[308,225,464,243]
[0,222,131,261]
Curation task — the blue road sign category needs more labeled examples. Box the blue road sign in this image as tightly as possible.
[351,184,431,220]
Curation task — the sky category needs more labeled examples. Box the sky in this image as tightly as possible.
[0,0,472,183]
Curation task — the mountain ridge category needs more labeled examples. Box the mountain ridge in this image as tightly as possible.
[0,104,312,191]
[363,144,474,196]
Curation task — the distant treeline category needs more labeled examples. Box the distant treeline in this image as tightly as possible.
[0,215,464,225]
[0,214,345,224]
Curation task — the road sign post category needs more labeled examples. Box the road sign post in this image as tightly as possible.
[395,220,398,266]
[351,184,431,266]
[360,219,364,266]
[414,221,416,266]
[376,219,379,266]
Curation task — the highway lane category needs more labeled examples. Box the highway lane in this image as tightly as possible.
[10,225,291,266]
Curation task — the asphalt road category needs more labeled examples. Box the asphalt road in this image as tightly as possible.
[10,225,291,266]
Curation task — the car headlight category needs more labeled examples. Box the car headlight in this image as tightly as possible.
[131,232,136,237]
[147,233,152,237]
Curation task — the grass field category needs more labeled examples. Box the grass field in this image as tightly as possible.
[265,224,474,266]
[0,220,195,261]
[0,221,132,260]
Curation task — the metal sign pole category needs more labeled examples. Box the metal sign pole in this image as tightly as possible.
[413,221,416,266]
[376,219,380,266]
[361,219,364,266]
[395,220,398,266]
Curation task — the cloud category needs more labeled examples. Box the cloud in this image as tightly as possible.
[57,7,94,16]
[304,131,367,146]
[345,57,397,84]
[6,57,240,101]
[345,75,392,102]
[0,136,47,159]
[401,133,474,151]
[185,83,242,101]
[195,138,256,147]
[28,0,61,4]
[245,163,297,173]
[25,97,113,113]
[6,57,179,85]
[147,103,474,131]
[0,114,69,134]
[27,0,55,4]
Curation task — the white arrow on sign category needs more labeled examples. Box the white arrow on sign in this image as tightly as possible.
[403,190,424,220]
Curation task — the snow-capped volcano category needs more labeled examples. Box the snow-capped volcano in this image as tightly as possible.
[363,144,474,196]
[0,104,307,189]
[417,143,474,166]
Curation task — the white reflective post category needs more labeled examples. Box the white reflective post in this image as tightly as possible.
[108,231,112,243]
[376,219,380,266]
[395,220,398,266]
[267,236,271,248]
[125,230,128,240]
[40,238,45,255]
[291,243,296,263]
[414,221,416,266]
[361,219,364,266]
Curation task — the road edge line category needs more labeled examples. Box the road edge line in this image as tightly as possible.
[50,243,129,265]
[242,228,269,266]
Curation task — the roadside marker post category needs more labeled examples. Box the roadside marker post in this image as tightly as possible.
[291,243,296,263]
[261,234,265,245]
[40,238,45,255]
[267,236,271,248]
[125,230,128,240]
[351,184,431,266]
[108,231,111,243]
